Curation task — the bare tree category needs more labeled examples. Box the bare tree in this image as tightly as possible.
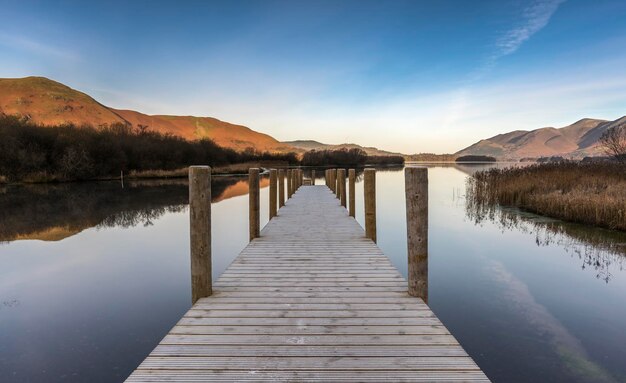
[599,123,626,163]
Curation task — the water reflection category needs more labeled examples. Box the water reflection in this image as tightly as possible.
[2,165,626,383]
[465,181,626,283]
[0,176,268,243]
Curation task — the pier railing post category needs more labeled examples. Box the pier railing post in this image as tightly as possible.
[331,169,337,194]
[405,167,428,302]
[364,169,376,243]
[287,169,293,198]
[249,168,260,241]
[269,169,277,219]
[189,166,212,303]
[338,168,347,207]
[299,169,303,188]
[278,169,285,208]
[292,169,297,193]
[311,170,316,185]
[335,169,341,198]
[348,169,356,217]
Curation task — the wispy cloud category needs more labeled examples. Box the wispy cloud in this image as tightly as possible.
[495,0,566,58]
[0,32,79,62]
[471,0,566,80]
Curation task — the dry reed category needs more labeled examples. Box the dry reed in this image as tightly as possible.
[467,162,626,231]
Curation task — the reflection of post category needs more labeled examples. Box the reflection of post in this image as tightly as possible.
[364,169,376,243]
[348,169,356,217]
[311,170,316,185]
[249,168,260,241]
[278,169,285,208]
[269,169,277,219]
[189,166,212,303]
[338,169,346,208]
[405,167,428,303]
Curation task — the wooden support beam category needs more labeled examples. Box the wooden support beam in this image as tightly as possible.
[189,166,212,303]
[405,167,428,302]
[349,169,356,217]
[338,169,347,208]
[249,168,260,241]
[269,169,277,219]
[278,169,285,208]
[364,169,376,243]
[287,169,293,198]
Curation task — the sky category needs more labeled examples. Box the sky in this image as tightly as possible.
[1,0,626,153]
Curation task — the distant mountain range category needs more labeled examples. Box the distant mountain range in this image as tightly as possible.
[2,77,623,161]
[0,77,294,153]
[283,140,404,157]
[456,117,626,160]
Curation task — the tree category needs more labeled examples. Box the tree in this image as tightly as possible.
[599,123,626,163]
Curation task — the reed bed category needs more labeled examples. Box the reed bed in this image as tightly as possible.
[467,162,626,231]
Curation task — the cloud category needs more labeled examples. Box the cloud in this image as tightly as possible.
[495,0,565,60]
[0,32,79,62]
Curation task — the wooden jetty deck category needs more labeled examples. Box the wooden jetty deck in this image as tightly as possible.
[127,181,489,382]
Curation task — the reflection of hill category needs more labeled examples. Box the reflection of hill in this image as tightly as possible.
[213,178,269,203]
[0,176,253,243]
[465,190,626,283]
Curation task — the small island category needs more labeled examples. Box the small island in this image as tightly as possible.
[455,155,497,162]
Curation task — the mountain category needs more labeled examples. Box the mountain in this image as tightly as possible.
[283,140,403,157]
[455,117,626,160]
[0,76,294,153]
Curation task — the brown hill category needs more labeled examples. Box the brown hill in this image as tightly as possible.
[455,117,626,160]
[0,76,294,153]
[283,140,403,157]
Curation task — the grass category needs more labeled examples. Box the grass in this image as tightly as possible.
[467,162,626,231]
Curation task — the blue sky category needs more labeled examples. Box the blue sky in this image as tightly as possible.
[1,0,626,153]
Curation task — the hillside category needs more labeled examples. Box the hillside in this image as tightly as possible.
[284,140,403,157]
[0,76,293,153]
[456,117,626,160]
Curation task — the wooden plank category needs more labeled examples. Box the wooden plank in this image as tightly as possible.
[127,370,491,382]
[150,344,469,357]
[170,325,451,335]
[125,185,489,382]
[137,356,480,370]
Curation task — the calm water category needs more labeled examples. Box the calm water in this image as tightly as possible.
[1,165,625,382]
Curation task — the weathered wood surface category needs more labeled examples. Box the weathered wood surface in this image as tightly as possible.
[127,185,489,382]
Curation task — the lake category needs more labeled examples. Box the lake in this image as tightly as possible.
[1,164,625,382]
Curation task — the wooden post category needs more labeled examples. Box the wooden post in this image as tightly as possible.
[278,169,285,208]
[331,169,337,193]
[269,169,277,219]
[335,168,341,199]
[249,168,260,241]
[189,166,212,303]
[287,169,293,198]
[348,169,356,217]
[311,170,316,185]
[300,169,304,187]
[325,169,329,187]
[338,169,347,207]
[364,169,376,243]
[406,167,428,301]
[292,169,297,193]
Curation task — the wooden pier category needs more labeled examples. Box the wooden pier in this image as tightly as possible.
[126,169,489,382]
